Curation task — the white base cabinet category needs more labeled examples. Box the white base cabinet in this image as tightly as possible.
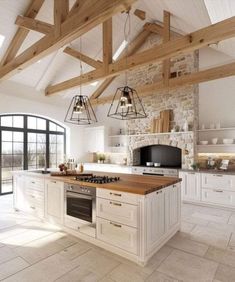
[45,179,64,224]
[180,171,235,209]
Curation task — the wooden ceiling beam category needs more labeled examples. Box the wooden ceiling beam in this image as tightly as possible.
[91,61,235,105]
[0,0,45,66]
[90,28,151,99]
[103,18,113,73]
[0,0,136,81]
[143,22,163,36]
[15,15,53,35]
[163,10,171,86]
[134,9,146,21]
[63,47,103,69]
[45,15,235,95]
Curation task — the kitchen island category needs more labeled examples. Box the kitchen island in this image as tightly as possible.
[13,171,181,266]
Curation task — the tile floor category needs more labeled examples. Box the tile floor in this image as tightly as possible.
[0,195,235,281]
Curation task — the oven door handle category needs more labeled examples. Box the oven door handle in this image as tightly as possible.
[66,192,92,200]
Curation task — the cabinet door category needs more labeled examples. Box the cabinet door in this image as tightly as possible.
[13,175,26,210]
[165,184,180,232]
[45,180,64,224]
[180,172,200,201]
[85,126,104,153]
[146,189,165,252]
[96,217,138,254]
[202,188,235,207]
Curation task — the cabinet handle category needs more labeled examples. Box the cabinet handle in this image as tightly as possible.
[31,181,35,184]
[173,184,177,188]
[213,174,223,177]
[51,181,57,184]
[110,192,122,197]
[156,190,163,194]
[31,195,35,198]
[110,222,122,228]
[188,172,195,175]
[30,206,36,210]
[213,189,223,193]
[109,201,122,206]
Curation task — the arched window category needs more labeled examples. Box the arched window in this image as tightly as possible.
[0,114,66,195]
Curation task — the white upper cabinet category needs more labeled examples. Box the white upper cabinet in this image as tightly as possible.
[84,126,105,152]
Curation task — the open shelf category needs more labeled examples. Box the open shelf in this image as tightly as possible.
[197,127,235,132]
[109,131,193,138]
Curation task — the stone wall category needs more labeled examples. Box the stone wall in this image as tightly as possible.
[125,33,199,169]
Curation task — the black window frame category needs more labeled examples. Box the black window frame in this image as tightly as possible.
[0,114,66,195]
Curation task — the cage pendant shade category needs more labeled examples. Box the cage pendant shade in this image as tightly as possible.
[107,86,147,120]
[65,95,97,125]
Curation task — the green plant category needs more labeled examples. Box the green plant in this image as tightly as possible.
[191,162,200,170]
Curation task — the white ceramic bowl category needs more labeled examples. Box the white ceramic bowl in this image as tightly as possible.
[223,139,234,144]
[199,141,208,145]
[146,162,153,167]
[211,138,218,145]
[154,162,161,167]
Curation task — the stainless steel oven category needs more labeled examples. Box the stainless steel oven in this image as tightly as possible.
[64,183,96,235]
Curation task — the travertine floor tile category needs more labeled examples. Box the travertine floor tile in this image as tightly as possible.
[190,225,231,248]
[180,221,195,233]
[59,241,91,260]
[55,265,99,282]
[146,270,182,282]
[157,249,218,282]
[0,257,29,280]
[215,264,235,282]
[0,246,18,264]
[167,232,209,256]
[107,263,149,282]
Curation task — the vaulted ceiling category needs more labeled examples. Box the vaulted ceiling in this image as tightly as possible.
[0,0,234,106]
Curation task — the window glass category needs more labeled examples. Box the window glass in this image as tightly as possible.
[2,131,12,142]
[13,116,23,128]
[49,122,56,131]
[28,116,37,129]
[1,116,12,127]
[13,132,23,142]
[37,118,46,130]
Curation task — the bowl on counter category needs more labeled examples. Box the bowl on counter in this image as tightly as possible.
[146,162,154,167]
[199,141,209,145]
[223,138,234,144]
[154,162,161,167]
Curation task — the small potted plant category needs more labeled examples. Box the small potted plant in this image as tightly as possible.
[97,153,106,164]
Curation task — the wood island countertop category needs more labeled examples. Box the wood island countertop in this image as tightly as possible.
[50,171,181,195]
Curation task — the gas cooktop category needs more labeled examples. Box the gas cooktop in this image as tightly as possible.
[75,175,120,184]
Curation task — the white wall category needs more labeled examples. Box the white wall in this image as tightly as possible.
[0,82,85,161]
[199,47,235,128]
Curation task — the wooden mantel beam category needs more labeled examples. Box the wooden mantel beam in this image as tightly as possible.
[63,47,103,69]
[163,10,171,86]
[15,15,53,35]
[45,15,235,95]
[0,0,45,66]
[0,0,136,80]
[91,61,235,105]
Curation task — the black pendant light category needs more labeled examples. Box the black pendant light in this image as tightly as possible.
[107,11,147,120]
[64,94,97,125]
[65,38,97,125]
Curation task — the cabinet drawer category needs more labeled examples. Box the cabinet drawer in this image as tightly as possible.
[201,173,235,191]
[202,188,235,207]
[97,188,138,205]
[96,217,138,255]
[25,177,44,192]
[97,198,138,227]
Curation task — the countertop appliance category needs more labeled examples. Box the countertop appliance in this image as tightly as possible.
[75,175,120,184]
[64,183,96,237]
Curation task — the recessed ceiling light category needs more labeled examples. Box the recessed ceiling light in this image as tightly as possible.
[90,81,99,86]
[113,40,128,61]
[0,34,5,48]
[37,60,41,63]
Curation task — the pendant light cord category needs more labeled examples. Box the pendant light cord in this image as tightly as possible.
[124,11,131,86]
[79,37,83,95]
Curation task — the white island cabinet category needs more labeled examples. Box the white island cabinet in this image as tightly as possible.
[13,171,181,266]
[45,179,64,225]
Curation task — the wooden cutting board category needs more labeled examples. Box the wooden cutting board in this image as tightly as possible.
[160,110,172,132]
